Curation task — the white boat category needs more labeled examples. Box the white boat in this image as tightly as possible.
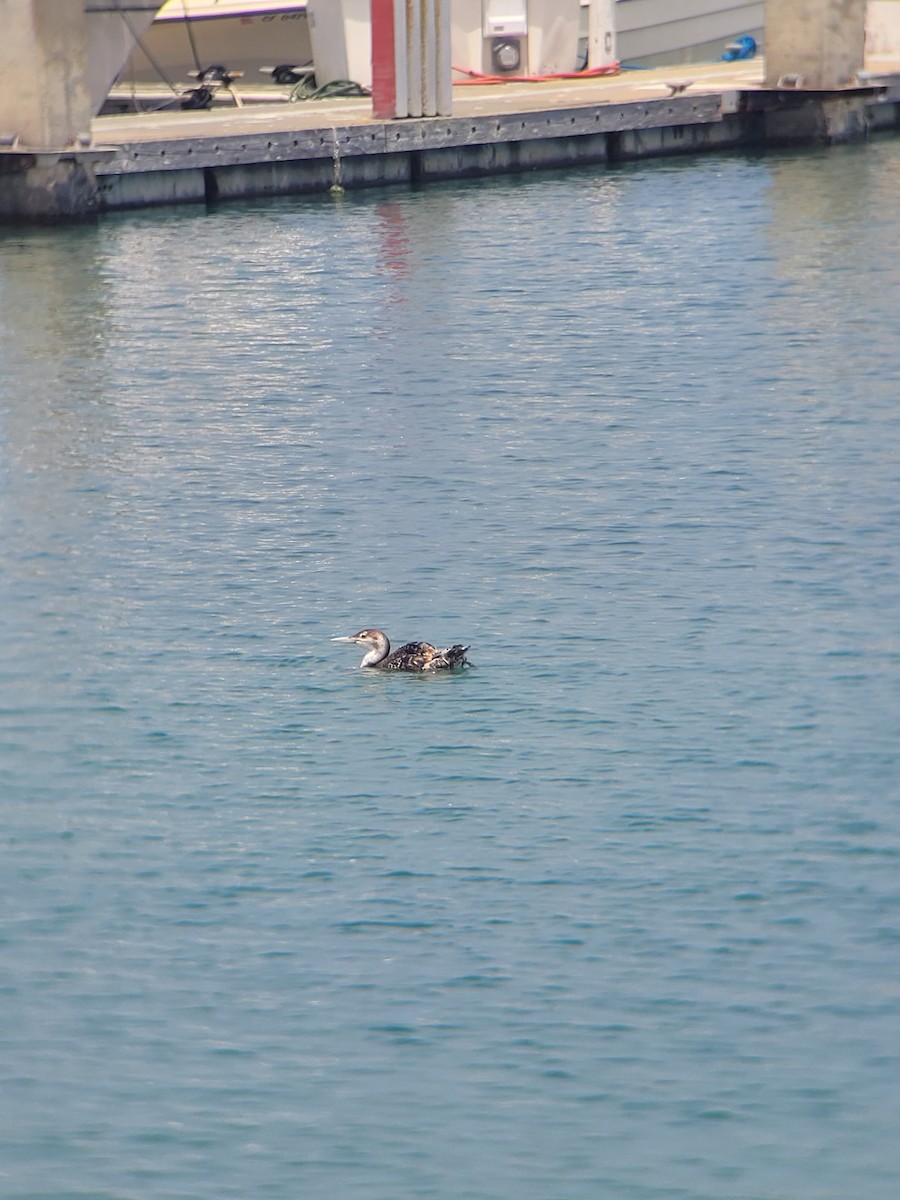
[117,0,313,88]
[115,0,763,89]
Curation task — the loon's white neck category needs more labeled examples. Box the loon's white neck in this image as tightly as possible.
[359,631,390,667]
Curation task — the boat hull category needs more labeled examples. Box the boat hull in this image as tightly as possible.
[118,1,313,86]
[614,0,764,68]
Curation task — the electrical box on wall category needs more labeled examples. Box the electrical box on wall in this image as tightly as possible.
[451,0,582,79]
[482,0,528,39]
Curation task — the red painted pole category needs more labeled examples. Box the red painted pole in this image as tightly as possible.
[371,0,398,119]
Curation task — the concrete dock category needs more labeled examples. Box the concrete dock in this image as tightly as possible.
[6,56,900,221]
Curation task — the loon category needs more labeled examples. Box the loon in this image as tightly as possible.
[332,628,470,672]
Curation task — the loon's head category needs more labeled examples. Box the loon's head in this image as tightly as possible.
[332,628,389,667]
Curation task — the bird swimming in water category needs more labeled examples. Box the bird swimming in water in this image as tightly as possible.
[332,628,470,672]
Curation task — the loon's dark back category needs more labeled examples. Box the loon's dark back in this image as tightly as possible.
[380,641,469,672]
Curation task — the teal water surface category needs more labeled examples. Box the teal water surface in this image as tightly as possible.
[1,142,899,1200]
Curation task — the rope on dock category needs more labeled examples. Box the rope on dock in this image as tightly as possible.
[452,63,621,86]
